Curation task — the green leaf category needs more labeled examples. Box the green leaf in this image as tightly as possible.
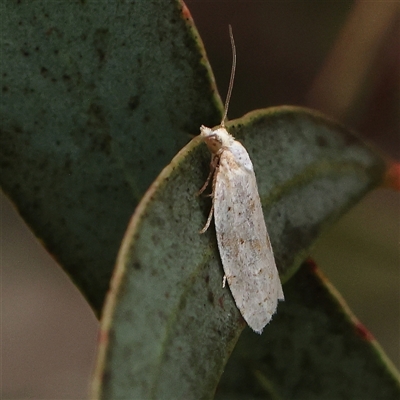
[216,260,400,400]
[0,0,221,315]
[91,107,387,399]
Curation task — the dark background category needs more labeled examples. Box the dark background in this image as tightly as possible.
[2,1,399,398]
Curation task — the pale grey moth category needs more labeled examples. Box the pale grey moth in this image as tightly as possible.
[198,27,284,334]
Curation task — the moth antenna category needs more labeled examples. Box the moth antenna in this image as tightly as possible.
[221,25,236,128]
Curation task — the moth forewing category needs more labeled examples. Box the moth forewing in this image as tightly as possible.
[213,142,284,333]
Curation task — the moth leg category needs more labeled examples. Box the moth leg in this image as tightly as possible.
[222,275,227,288]
[197,168,214,196]
[199,202,214,234]
[199,155,221,233]
[197,155,220,196]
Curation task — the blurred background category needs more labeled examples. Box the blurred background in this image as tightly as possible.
[2,1,399,398]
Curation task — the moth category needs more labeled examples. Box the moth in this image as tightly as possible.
[198,27,284,334]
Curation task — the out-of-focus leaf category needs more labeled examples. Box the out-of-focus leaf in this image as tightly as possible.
[0,0,221,315]
[216,260,400,400]
[91,107,387,399]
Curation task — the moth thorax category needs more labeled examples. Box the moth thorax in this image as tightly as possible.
[214,127,234,143]
[200,125,234,154]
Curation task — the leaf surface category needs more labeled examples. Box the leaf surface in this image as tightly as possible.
[92,107,388,399]
[216,260,400,400]
[0,0,221,314]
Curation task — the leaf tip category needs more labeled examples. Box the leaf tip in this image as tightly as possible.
[305,257,318,272]
[181,3,192,20]
[382,161,400,191]
[354,321,375,342]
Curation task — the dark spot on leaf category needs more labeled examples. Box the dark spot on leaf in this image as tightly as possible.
[22,87,34,95]
[89,103,101,116]
[157,148,165,157]
[12,124,23,134]
[178,296,187,311]
[128,95,140,110]
[93,28,109,63]
[208,290,214,304]
[21,49,29,57]
[96,136,112,155]
[218,296,224,309]
[40,67,48,78]
[62,74,71,81]
[133,262,141,270]
[2,86,8,93]
[205,275,210,284]
[34,46,40,52]
[86,104,110,150]
[97,48,106,62]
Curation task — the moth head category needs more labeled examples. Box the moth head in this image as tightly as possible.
[200,125,235,154]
